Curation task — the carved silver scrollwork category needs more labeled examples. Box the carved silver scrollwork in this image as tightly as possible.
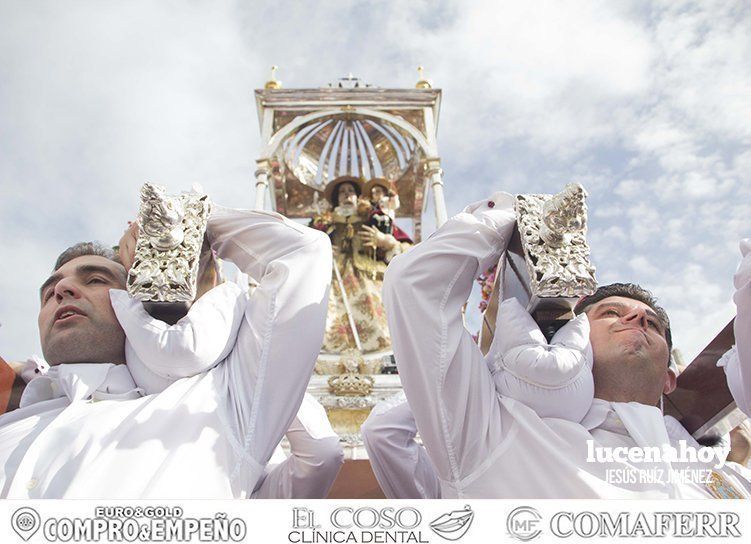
[539,183,588,247]
[127,183,211,303]
[515,183,597,298]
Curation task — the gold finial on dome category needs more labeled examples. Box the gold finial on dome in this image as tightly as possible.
[265,65,282,90]
[416,65,432,89]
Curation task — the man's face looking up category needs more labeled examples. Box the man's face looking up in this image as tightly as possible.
[585,296,675,404]
[38,255,127,365]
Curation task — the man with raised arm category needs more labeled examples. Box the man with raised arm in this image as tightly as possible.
[0,205,332,498]
[383,192,751,498]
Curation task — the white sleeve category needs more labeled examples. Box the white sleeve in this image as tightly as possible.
[208,206,332,468]
[488,298,594,422]
[721,239,751,416]
[251,394,343,499]
[266,444,288,467]
[383,192,516,482]
[361,394,440,499]
[110,281,246,381]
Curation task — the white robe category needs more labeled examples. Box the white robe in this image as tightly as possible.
[0,206,331,498]
[383,193,751,498]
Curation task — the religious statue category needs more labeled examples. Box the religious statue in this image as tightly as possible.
[309,176,412,359]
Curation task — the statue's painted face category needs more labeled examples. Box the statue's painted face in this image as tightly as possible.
[38,255,127,365]
[337,182,358,206]
[371,185,387,201]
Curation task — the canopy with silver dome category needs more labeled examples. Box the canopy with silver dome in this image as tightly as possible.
[253,74,446,242]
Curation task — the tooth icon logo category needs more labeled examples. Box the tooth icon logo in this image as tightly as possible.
[429,505,474,541]
[11,507,41,541]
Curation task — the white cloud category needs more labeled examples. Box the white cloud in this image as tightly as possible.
[0,0,749,365]
[614,179,647,200]
[629,255,661,278]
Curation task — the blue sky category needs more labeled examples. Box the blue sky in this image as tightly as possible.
[1,0,749,363]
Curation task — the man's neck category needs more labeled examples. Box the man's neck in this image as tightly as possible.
[593,388,660,406]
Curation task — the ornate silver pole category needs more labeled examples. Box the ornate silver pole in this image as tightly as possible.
[254,159,271,210]
[426,158,448,227]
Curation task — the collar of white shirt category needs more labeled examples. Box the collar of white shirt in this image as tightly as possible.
[581,398,671,448]
[20,363,143,407]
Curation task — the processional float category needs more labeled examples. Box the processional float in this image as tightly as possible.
[126,70,739,493]
[251,70,445,495]
[118,69,744,497]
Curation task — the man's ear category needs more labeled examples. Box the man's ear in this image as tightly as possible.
[662,368,678,395]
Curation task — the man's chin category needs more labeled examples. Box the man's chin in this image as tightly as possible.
[44,344,86,365]
[616,347,659,372]
[615,334,650,354]
[43,335,108,365]
[42,321,126,365]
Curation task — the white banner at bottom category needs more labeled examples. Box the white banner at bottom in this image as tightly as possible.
[0,499,749,544]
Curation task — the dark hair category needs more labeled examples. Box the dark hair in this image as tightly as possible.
[332,181,361,207]
[41,242,125,300]
[574,282,672,355]
[53,242,122,272]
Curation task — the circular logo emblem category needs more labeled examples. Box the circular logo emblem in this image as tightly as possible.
[507,506,542,541]
[11,507,41,542]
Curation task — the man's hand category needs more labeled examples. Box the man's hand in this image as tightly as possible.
[359,225,396,250]
[118,221,139,273]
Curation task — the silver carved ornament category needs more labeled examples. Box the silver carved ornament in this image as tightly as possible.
[515,183,596,298]
[127,183,211,305]
[326,348,376,397]
[480,183,597,352]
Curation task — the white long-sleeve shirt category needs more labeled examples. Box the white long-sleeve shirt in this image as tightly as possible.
[253,393,343,499]
[111,281,343,500]
[362,392,440,499]
[719,239,751,416]
[383,194,751,498]
[111,280,247,394]
[362,301,594,499]
[0,207,332,498]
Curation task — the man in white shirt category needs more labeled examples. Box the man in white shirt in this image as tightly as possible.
[383,192,751,498]
[0,206,332,498]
